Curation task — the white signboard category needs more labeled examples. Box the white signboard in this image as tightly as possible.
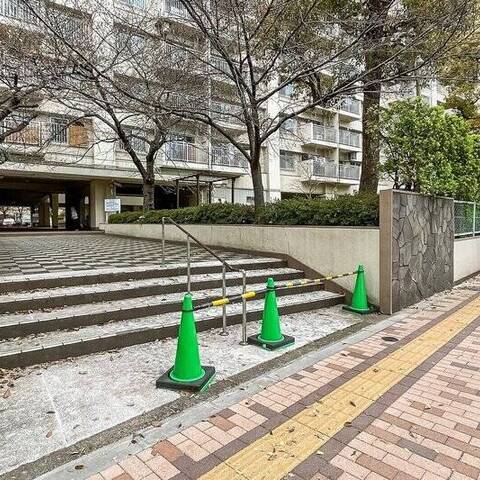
[104,198,121,213]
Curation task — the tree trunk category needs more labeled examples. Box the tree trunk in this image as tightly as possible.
[359,64,382,193]
[143,181,155,210]
[143,157,156,211]
[250,152,265,215]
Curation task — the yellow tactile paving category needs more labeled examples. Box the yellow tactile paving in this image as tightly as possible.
[199,296,480,480]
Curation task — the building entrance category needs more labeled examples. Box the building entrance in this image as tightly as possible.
[0,177,91,231]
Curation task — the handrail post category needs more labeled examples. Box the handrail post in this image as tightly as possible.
[220,264,228,336]
[240,269,248,345]
[161,217,165,264]
[186,236,191,294]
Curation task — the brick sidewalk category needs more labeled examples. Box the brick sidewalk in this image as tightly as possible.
[84,284,480,480]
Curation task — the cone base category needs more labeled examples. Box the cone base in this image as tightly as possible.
[247,334,295,351]
[156,365,216,392]
[343,305,374,315]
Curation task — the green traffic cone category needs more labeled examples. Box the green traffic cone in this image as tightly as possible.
[247,277,295,350]
[156,294,215,391]
[343,265,373,314]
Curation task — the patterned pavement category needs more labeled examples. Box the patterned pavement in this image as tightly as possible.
[0,234,250,277]
[82,283,480,480]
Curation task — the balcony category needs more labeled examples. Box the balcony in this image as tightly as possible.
[301,157,361,183]
[212,144,248,168]
[211,101,245,130]
[164,141,207,164]
[312,158,338,178]
[117,0,146,8]
[339,128,361,148]
[1,119,90,148]
[163,0,190,20]
[0,0,40,24]
[211,56,228,73]
[338,98,361,116]
[302,123,337,147]
[339,163,361,180]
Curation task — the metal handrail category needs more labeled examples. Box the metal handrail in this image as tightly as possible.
[161,216,248,343]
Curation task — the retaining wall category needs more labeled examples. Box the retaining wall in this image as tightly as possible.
[454,236,480,282]
[102,223,380,305]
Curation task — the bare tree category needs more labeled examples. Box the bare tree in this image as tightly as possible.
[26,0,212,210]
[166,0,478,205]
[0,20,46,157]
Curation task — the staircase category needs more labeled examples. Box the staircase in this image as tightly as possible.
[0,240,345,370]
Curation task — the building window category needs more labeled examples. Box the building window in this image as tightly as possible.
[116,29,147,55]
[280,150,297,171]
[49,117,69,144]
[118,128,148,152]
[279,83,294,97]
[280,118,297,135]
[48,8,90,43]
[339,151,357,163]
[118,0,146,9]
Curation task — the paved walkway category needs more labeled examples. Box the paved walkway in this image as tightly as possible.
[44,278,480,480]
[0,234,250,277]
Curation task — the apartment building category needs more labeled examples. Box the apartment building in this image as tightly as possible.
[0,0,443,230]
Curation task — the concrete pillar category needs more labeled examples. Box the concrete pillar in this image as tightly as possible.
[89,180,111,228]
[38,195,50,227]
[51,194,59,229]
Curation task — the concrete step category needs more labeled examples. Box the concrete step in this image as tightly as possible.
[0,289,344,368]
[0,272,312,339]
[0,257,286,293]
[0,267,303,314]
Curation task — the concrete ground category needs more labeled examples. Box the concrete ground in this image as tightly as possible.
[0,233,250,277]
[24,276,480,480]
[0,305,369,478]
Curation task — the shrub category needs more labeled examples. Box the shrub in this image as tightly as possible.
[259,193,379,226]
[108,193,379,227]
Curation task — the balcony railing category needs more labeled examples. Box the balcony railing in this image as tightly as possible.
[304,123,337,143]
[211,56,231,75]
[164,141,207,164]
[164,0,190,19]
[339,163,361,180]
[211,101,244,126]
[339,128,361,147]
[0,119,80,146]
[0,0,40,24]
[1,121,42,146]
[312,159,338,178]
[339,98,361,115]
[118,0,146,8]
[212,144,248,168]
[303,157,361,181]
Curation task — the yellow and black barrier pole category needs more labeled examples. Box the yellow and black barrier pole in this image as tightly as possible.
[194,269,359,344]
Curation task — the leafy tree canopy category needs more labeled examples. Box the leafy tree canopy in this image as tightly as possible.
[381,97,480,201]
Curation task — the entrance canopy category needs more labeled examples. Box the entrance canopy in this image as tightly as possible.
[169,170,242,207]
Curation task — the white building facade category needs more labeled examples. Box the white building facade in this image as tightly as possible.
[0,0,444,229]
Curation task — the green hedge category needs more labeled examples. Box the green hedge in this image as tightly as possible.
[108,193,379,227]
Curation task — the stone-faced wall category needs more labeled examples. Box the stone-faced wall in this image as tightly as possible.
[380,190,454,314]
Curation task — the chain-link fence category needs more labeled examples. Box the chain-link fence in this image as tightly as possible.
[454,201,480,237]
